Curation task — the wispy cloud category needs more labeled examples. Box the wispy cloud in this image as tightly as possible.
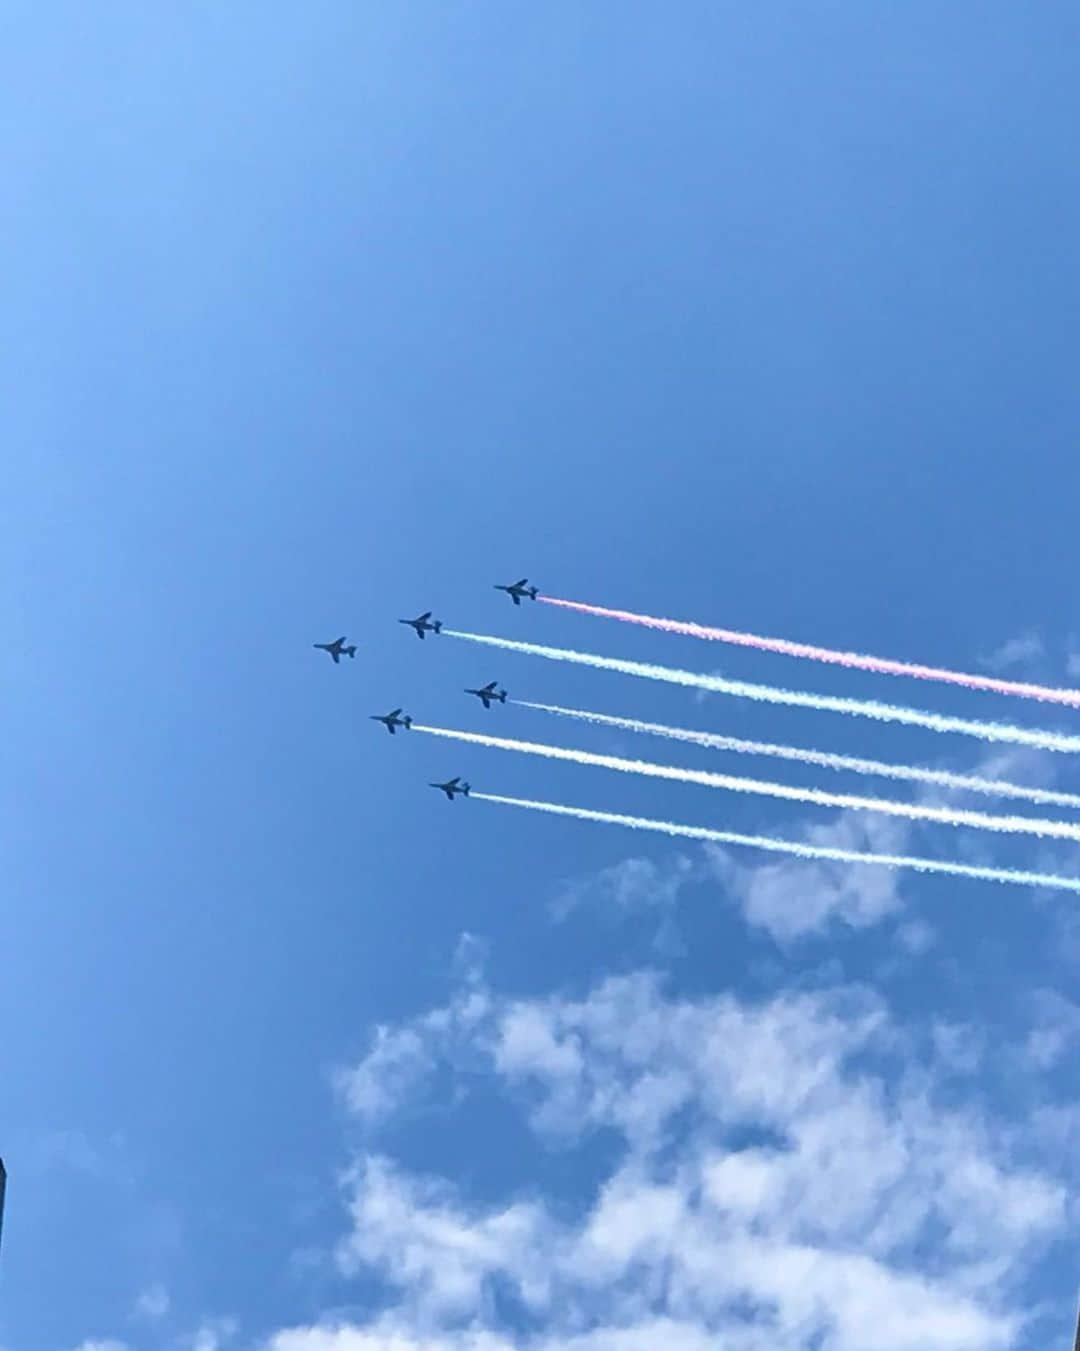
[73,1317,234,1351]
[186,1317,238,1351]
[131,1283,170,1321]
[980,635,1046,674]
[896,918,936,954]
[334,982,492,1130]
[31,1129,132,1183]
[932,1021,985,1074]
[553,855,695,920]
[1024,990,1080,1070]
[705,812,909,941]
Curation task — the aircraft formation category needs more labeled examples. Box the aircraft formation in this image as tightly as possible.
[311,578,1080,898]
[314,579,537,798]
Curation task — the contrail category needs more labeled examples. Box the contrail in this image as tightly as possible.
[472,793,1080,895]
[540,596,1080,709]
[411,724,1080,844]
[516,700,1080,811]
[444,631,1080,754]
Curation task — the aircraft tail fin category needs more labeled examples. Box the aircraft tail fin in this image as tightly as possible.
[463,782,471,796]
[345,645,356,658]
[529,588,538,599]
[404,716,412,729]
[433,621,443,633]
[498,690,507,702]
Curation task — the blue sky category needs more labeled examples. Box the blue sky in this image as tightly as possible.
[4,4,1080,1348]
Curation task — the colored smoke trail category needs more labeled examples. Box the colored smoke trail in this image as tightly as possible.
[411,724,1080,843]
[516,701,1080,811]
[540,597,1080,709]
[472,793,1080,895]
[444,631,1080,754]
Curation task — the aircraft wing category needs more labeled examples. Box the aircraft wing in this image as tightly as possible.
[331,649,341,663]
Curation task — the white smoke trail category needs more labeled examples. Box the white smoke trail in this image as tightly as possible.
[472,792,1080,895]
[445,630,1080,754]
[411,724,1080,844]
[516,700,1080,811]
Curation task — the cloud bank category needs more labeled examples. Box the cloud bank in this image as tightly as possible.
[279,959,1070,1351]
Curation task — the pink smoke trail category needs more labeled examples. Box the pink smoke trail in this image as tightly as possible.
[539,598,1080,709]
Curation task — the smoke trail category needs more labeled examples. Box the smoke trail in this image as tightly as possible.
[444,630,1080,754]
[472,792,1080,894]
[540,596,1080,709]
[517,700,1080,811]
[412,724,1080,843]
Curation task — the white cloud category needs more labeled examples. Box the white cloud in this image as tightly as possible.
[547,812,913,944]
[131,1283,170,1321]
[74,1319,234,1351]
[966,745,1061,801]
[706,812,908,941]
[269,1326,517,1351]
[336,1157,554,1319]
[896,918,936,954]
[1024,990,1080,1070]
[336,1026,437,1125]
[335,986,492,1128]
[933,1022,984,1074]
[553,855,695,920]
[980,635,1045,673]
[186,1317,238,1351]
[303,970,1068,1351]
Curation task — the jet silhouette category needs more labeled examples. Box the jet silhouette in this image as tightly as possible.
[399,612,443,639]
[494,578,538,605]
[314,637,356,663]
[370,709,412,735]
[465,681,507,709]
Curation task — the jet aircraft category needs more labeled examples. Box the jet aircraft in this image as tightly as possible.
[465,681,507,708]
[314,637,356,663]
[370,709,412,735]
[494,578,538,605]
[399,611,443,639]
[430,777,470,800]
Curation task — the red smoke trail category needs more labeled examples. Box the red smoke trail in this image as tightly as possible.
[540,598,1080,708]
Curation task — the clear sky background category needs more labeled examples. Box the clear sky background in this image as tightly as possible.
[4,5,1080,1350]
